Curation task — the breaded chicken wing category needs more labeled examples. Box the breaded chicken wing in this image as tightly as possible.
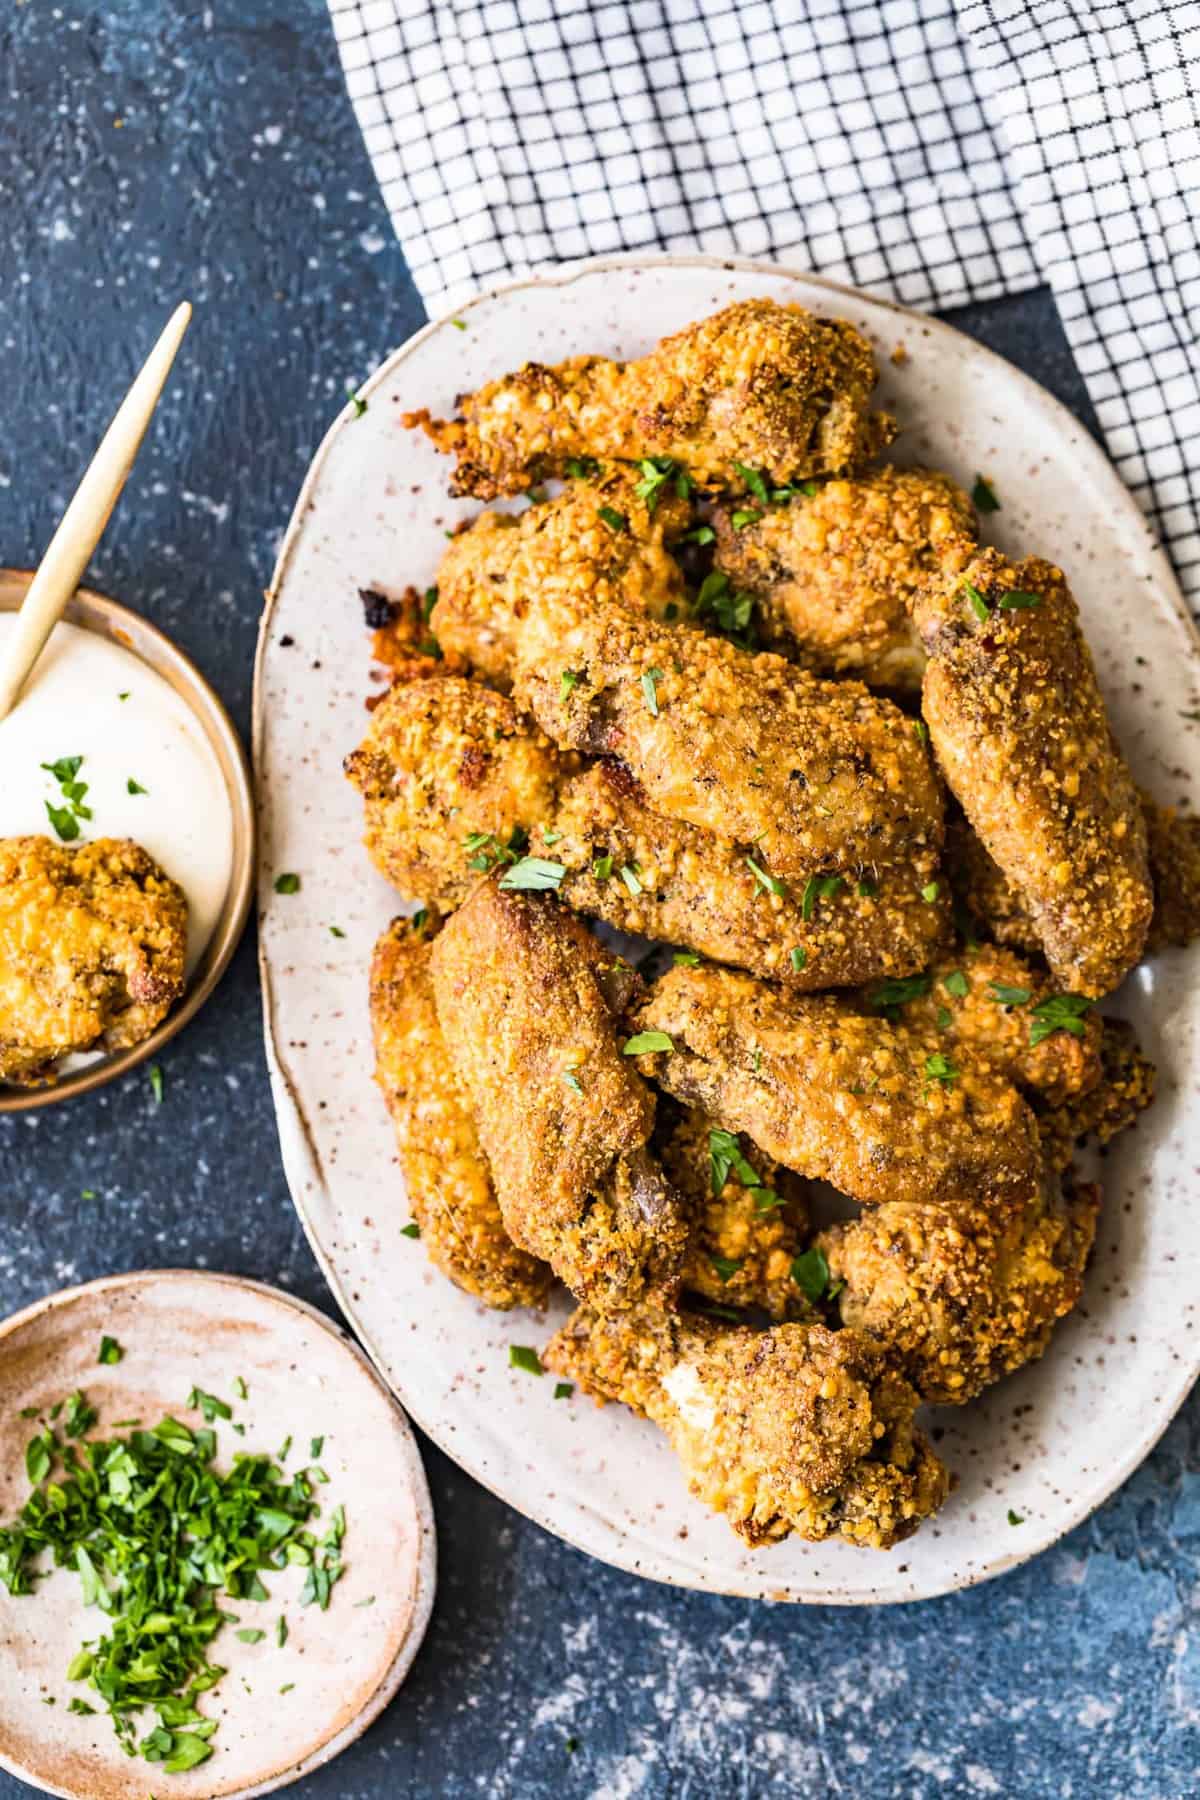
[344,677,564,907]
[655,1107,811,1320]
[433,482,945,885]
[915,549,1152,995]
[0,836,187,1085]
[407,299,896,498]
[817,1176,1100,1405]
[369,916,552,1309]
[713,466,976,689]
[430,881,688,1309]
[543,1304,949,1548]
[1141,796,1200,951]
[631,964,1041,1209]
[1036,1018,1156,1173]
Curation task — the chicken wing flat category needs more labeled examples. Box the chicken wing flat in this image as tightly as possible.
[631,964,1041,1209]
[434,480,945,885]
[0,836,187,1085]
[1036,1017,1156,1173]
[655,1108,812,1320]
[817,1176,1100,1405]
[915,548,1152,995]
[346,674,946,983]
[430,880,688,1309]
[407,299,897,498]
[344,676,564,907]
[712,466,976,689]
[543,1304,949,1548]
[369,916,552,1309]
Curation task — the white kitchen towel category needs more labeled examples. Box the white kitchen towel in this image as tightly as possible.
[328,0,1200,602]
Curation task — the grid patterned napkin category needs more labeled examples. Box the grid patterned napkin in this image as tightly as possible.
[329,0,1200,604]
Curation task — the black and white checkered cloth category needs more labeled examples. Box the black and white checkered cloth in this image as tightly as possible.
[329,0,1200,603]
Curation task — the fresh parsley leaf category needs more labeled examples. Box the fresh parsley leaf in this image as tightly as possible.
[400,1221,421,1239]
[800,874,843,921]
[45,800,80,841]
[710,1255,742,1284]
[972,475,1000,513]
[41,755,83,784]
[944,970,970,998]
[562,1070,583,1095]
[148,1064,164,1105]
[684,524,715,545]
[746,856,788,898]
[997,590,1042,610]
[641,666,664,716]
[989,981,1032,1007]
[962,579,991,621]
[236,1628,265,1644]
[913,719,929,746]
[560,668,584,701]
[790,946,807,972]
[731,508,762,531]
[126,778,149,796]
[867,974,934,1010]
[564,456,601,481]
[619,863,642,895]
[597,505,627,532]
[1029,993,1093,1046]
[98,1336,123,1366]
[673,950,701,967]
[1007,1508,1024,1526]
[274,872,300,894]
[498,857,566,891]
[924,1052,958,1085]
[634,457,676,512]
[592,853,614,880]
[921,881,940,903]
[790,1248,835,1303]
[694,570,756,647]
[187,1388,232,1424]
[622,1031,674,1056]
[554,1382,574,1400]
[509,1345,543,1376]
[857,878,877,897]
[732,461,770,504]
[346,384,367,418]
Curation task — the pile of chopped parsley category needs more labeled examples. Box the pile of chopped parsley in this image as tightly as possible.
[0,1381,346,1775]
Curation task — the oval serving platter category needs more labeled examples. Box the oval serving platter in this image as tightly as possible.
[0,1270,435,1798]
[254,254,1200,1604]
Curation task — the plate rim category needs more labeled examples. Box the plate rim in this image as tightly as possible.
[253,250,1200,1605]
[0,1267,437,1799]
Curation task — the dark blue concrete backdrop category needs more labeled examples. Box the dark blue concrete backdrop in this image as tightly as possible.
[1,5,1197,1797]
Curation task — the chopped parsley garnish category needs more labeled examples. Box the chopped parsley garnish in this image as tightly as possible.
[790,946,807,972]
[710,1255,742,1284]
[731,508,762,531]
[634,457,677,513]
[411,908,430,934]
[562,1071,583,1096]
[148,1065,164,1105]
[45,801,81,841]
[498,857,566,892]
[81,1189,97,1200]
[1029,993,1093,1046]
[509,1345,543,1376]
[328,925,345,939]
[989,981,1031,1007]
[800,874,843,921]
[619,863,643,895]
[463,828,521,873]
[41,755,92,839]
[709,1128,759,1196]
[694,571,755,648]
[622,1030,674,1056]
[997,590,1043,610]
[565,456,602,481]
[597,505,627,533]
[560,668,584,701]
[118,691,130,701]
[944,969,970,998]
[187,1388,232,1424]
[912,719,929,746]
[0,1399,344,1772]
[345,384,367,417]
[869,974,933,1010]
[641,666,664,715]
[731,461,770,504]
[126,778,148,796]
[746,857,787,898]
[857,878,877,898]
[591,852,614,881]
[962,580,991,621]
[274,872,301,894]
[400,1222,421,1239]
[924,1052,958,1085]
[972,475,1000,513]
[684,523,716,546]
[936,1006,952,1030]
[673,949,701,966]
[921,881,940,903]
[1007,1508,1024,1525]
[790,1248,840,1304]
[450,318,467,330]
[553,1382,574,1400]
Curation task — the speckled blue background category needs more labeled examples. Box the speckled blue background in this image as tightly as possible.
[1,5,1198,1797]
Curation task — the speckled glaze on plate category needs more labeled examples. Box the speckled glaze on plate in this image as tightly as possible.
[254,254,1200,1604]
[0,1270,435,1797]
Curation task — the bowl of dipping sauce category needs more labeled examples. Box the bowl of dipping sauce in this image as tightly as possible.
[0,569,254,1111]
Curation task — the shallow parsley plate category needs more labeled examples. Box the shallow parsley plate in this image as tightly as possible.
[255,254,1200,1603]
[0,1271,434,1797]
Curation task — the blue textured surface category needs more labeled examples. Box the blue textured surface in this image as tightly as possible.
[1,6,1197,1797]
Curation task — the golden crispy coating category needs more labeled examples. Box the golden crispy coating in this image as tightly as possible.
[943,812,1044,955]
[1142,796,1200,951]
[632,964,1041,1209]
[344,677,563,906]
[656,1107,811,1319]
[915,548,1152,995]
[818,1177,1100,1405]
[363,583,472,687]
[430,881,687,1309]
[369,917,553,1310]
[0,836,187,1085]
[407,299,896,498]
[713,466,977,689]
[543,1305,949,1548]
[543,760,948,987]
[434,472,690,687]
[1037,1018,1156,1173]
[868,942,1103,1108]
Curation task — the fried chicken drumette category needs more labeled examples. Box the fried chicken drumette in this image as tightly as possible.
[0,836,187,1085]
[712,466,977,689]
[407,298,896,498]
[914,548,1153,995]
[656,1108,812,1320]
[432,478,945,888]
[430,880,688,1310]
[544,1304,949,1548]
[817,1176,1101,1406]
[345,662,948,981]
[369,915,552,1309]
[1036,1017,1156,1172]
[631,964,1041,1209]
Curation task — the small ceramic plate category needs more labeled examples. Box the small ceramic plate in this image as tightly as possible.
[0,1270,435,1798]
[0,572,255,1115]
[254,254,1200,1603]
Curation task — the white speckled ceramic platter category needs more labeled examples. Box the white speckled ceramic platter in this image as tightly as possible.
[254,254,1200,1604]
[0,1271,435,1797]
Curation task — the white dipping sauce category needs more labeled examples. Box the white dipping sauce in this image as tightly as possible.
[0,617,233,970]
